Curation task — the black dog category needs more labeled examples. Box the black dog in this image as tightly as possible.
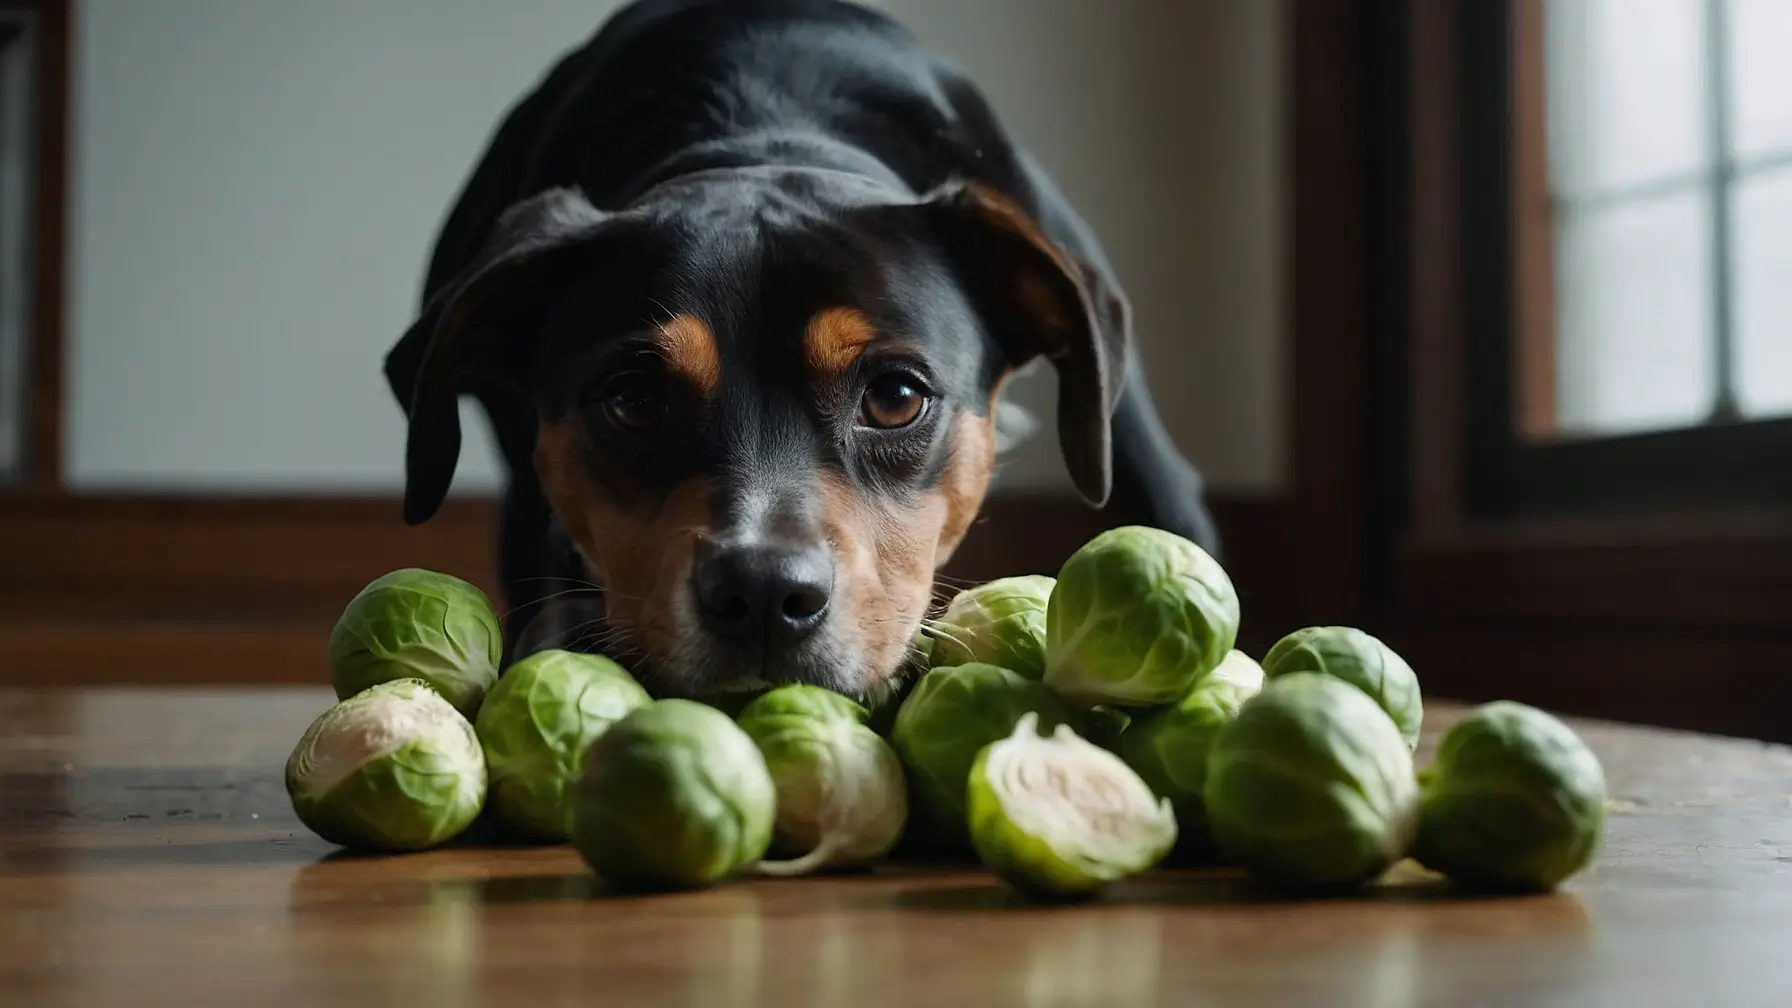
[386,0,1217,701]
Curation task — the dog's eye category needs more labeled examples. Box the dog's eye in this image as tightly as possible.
[601,372,666,430]
[858,373,929,430]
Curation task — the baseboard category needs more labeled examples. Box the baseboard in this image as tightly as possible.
[0,491,1294,685]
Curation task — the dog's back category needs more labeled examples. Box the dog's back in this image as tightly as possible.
[425,0,1036,300]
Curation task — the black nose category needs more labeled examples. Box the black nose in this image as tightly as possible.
[692,541,833,645]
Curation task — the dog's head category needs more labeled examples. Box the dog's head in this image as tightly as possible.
[386,168,1128,699]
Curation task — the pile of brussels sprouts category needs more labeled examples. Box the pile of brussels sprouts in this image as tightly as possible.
[287,527,1608,900]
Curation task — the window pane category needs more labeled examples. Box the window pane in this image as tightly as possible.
[1734,166,1792,418]
[1729,0,1792,160]
[1555,192,1715,436]
[1545,0,1709,197]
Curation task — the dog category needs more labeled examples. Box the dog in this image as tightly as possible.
[385,0,1218,702]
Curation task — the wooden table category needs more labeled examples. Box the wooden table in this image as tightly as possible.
[2,688,1789,1007]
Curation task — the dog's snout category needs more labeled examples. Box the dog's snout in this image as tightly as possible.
[692,540,833,645]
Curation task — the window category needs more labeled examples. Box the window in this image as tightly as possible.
[1290,0,1792,740]
[1522,0,1792,441]
[1446,0,1792,518]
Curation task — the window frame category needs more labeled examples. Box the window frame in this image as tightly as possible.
[0,0,64,490]
[1466,0,1792,520]
[1316,0,1792,741]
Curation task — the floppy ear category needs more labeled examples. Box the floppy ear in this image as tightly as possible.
[914,182,1130,506]
[385,187,613,525]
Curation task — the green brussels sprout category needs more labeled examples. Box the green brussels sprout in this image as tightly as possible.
[1044,526,1239,709]
[571,699,775,890]
[286,678,486,852]
[328,568,502,719]
[739,682,869,726]
[474,649,651,842]
[928,575,1056,678]
[968,713,1177,897]
[1203,673,1418,891]
[890,662,1078,849]
[1206,648,1269,692]
[737,685,907,875]
[1261,626,1423,751]
[1119,650,1265,859]
[1413,701,1607,891]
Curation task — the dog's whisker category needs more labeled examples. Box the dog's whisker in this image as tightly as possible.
[501,575,607,592]
[541,617,609,653]
[497,587,608,623]
[917,622,975,654]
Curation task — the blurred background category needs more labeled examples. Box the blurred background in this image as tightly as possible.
[1,0,1787,740]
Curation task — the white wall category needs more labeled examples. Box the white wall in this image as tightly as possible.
[66,0,1285,496]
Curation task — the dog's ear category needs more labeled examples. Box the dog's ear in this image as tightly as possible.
[912,182,1129,507]
[385,187,613,525]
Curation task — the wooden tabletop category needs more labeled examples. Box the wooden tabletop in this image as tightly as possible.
[1,688,1789,1007]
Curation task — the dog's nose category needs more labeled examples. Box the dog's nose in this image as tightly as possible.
[692,541,833,645]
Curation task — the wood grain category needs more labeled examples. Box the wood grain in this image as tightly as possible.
[2,687,1789,1007]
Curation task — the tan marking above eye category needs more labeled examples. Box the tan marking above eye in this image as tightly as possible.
[804,306,878,377]
[655,314,721,397]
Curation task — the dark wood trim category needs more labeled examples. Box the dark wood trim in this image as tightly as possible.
[1288,0,1370,626]
[0,492,1296,686]
[1400,525,1792,630]
[1393,626,1792,743]
[1406,0,1462,541]
[1509,0,1556,441]
[0,495,501,623]
[1349,0,1792,742]
[5,0,68,486]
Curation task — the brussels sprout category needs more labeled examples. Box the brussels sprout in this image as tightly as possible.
[1044,526,1239,709]
[890,662,1077,849]
[1203,673,1418,891]
[1413,701,1607,891]
[328,568,502,719]
[571,699,775,890]
[737,685,907,875]
[968,713,1177,897]
[474,649,651,841]
[1261,626,1423,751]
[286,678,486,852]
[739,682,869,726]
[1119,650,1265,859]
[928,575,1056,679]
[1206,648,1268,692]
